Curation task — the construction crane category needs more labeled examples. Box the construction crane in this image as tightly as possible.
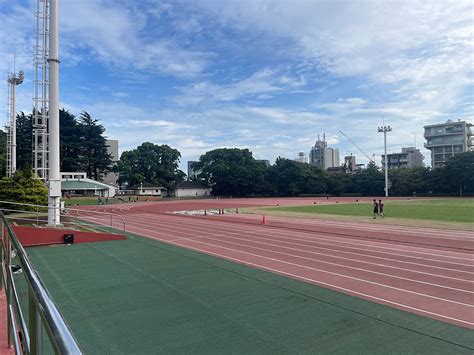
[338,130,375,163]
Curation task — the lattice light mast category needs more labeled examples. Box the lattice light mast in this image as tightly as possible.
[6,70,24,177]
[33,0,50,181]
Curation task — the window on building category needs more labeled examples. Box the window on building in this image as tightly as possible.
[446,125,463,133]
[434,154,444,162]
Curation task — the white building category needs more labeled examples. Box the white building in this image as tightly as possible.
[381,147,424,169]
[169,181,211,198]
[309,136,340,170]
[424,119,473,169]
[61,172,116,197]
[293,152,308,163]
[130,183,165,196]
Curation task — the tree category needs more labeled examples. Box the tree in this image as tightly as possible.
[354,161,384,196]
[195,148,266,196]
[443,152,474,196]
[117,142,185,188]
[15,111,33,170]
[0,130,6,177]
[326,172,355,196]
[388,167,430,196]
[0,164,48,210]
[265,158,326,196]
[77,112,113,180]
[60,109,82,172]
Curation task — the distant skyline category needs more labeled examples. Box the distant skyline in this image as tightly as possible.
[1,0,472,171]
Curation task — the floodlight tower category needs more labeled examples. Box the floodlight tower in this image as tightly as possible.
[378,125,392,197]
[33,0,50,181]
[5,70,24,177]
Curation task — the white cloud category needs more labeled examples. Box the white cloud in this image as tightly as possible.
[192,0,473,114]
[58,0,212,78]
[172,67,307,106]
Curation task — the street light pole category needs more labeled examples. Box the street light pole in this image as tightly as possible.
[378,125,392,197]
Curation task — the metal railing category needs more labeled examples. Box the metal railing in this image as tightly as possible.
[0,201,126,233]
[0,212,82,354]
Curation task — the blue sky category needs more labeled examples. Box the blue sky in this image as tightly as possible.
[1,0,473,171]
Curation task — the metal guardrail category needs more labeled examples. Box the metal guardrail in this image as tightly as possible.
[0,200,126,233]
[0,212,82,354]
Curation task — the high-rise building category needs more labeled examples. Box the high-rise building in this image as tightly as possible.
[381,147,424,170]
[102,139,119,186]
[309,135,339,170]
[424,120,473,169]
[344,155,357,172]
[187,161,199,180]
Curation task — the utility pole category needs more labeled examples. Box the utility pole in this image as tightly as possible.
[48,0,61,226]
[378,125,392,197]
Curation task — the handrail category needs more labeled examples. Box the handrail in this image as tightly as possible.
[0,200,126,233]
[1,213,82,354]
[1,210,119,235]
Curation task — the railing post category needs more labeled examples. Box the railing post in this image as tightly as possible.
[0,219,4,290]
[6,223,13,348]
[29,289,43,354]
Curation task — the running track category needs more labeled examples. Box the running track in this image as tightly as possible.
[77,198,474,329]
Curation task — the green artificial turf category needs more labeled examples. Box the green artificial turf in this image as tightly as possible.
[15,233,474,354]
[270,199,474,223]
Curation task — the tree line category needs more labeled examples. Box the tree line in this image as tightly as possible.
[10,110,113,180]
[192,148,474,197]
[1,110,472,197]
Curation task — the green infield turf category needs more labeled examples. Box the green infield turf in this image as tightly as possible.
[269,199,474,223]
[14,233,473,354]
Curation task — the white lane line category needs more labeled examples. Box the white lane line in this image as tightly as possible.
[143,216,474,284]
[154,214,474,262]
[121,214,474,270]
[121,219,474,308]
[125,222,474,327]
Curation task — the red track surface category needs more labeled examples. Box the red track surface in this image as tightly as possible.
[0,289,14,355]
[79,197,474,329]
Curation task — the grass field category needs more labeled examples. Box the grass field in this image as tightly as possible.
[16,233,473,354]
[269,199,474,223]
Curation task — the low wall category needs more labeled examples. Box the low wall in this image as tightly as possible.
[12,225,127,247]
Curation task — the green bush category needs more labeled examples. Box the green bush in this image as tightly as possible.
[0,165,48,211]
